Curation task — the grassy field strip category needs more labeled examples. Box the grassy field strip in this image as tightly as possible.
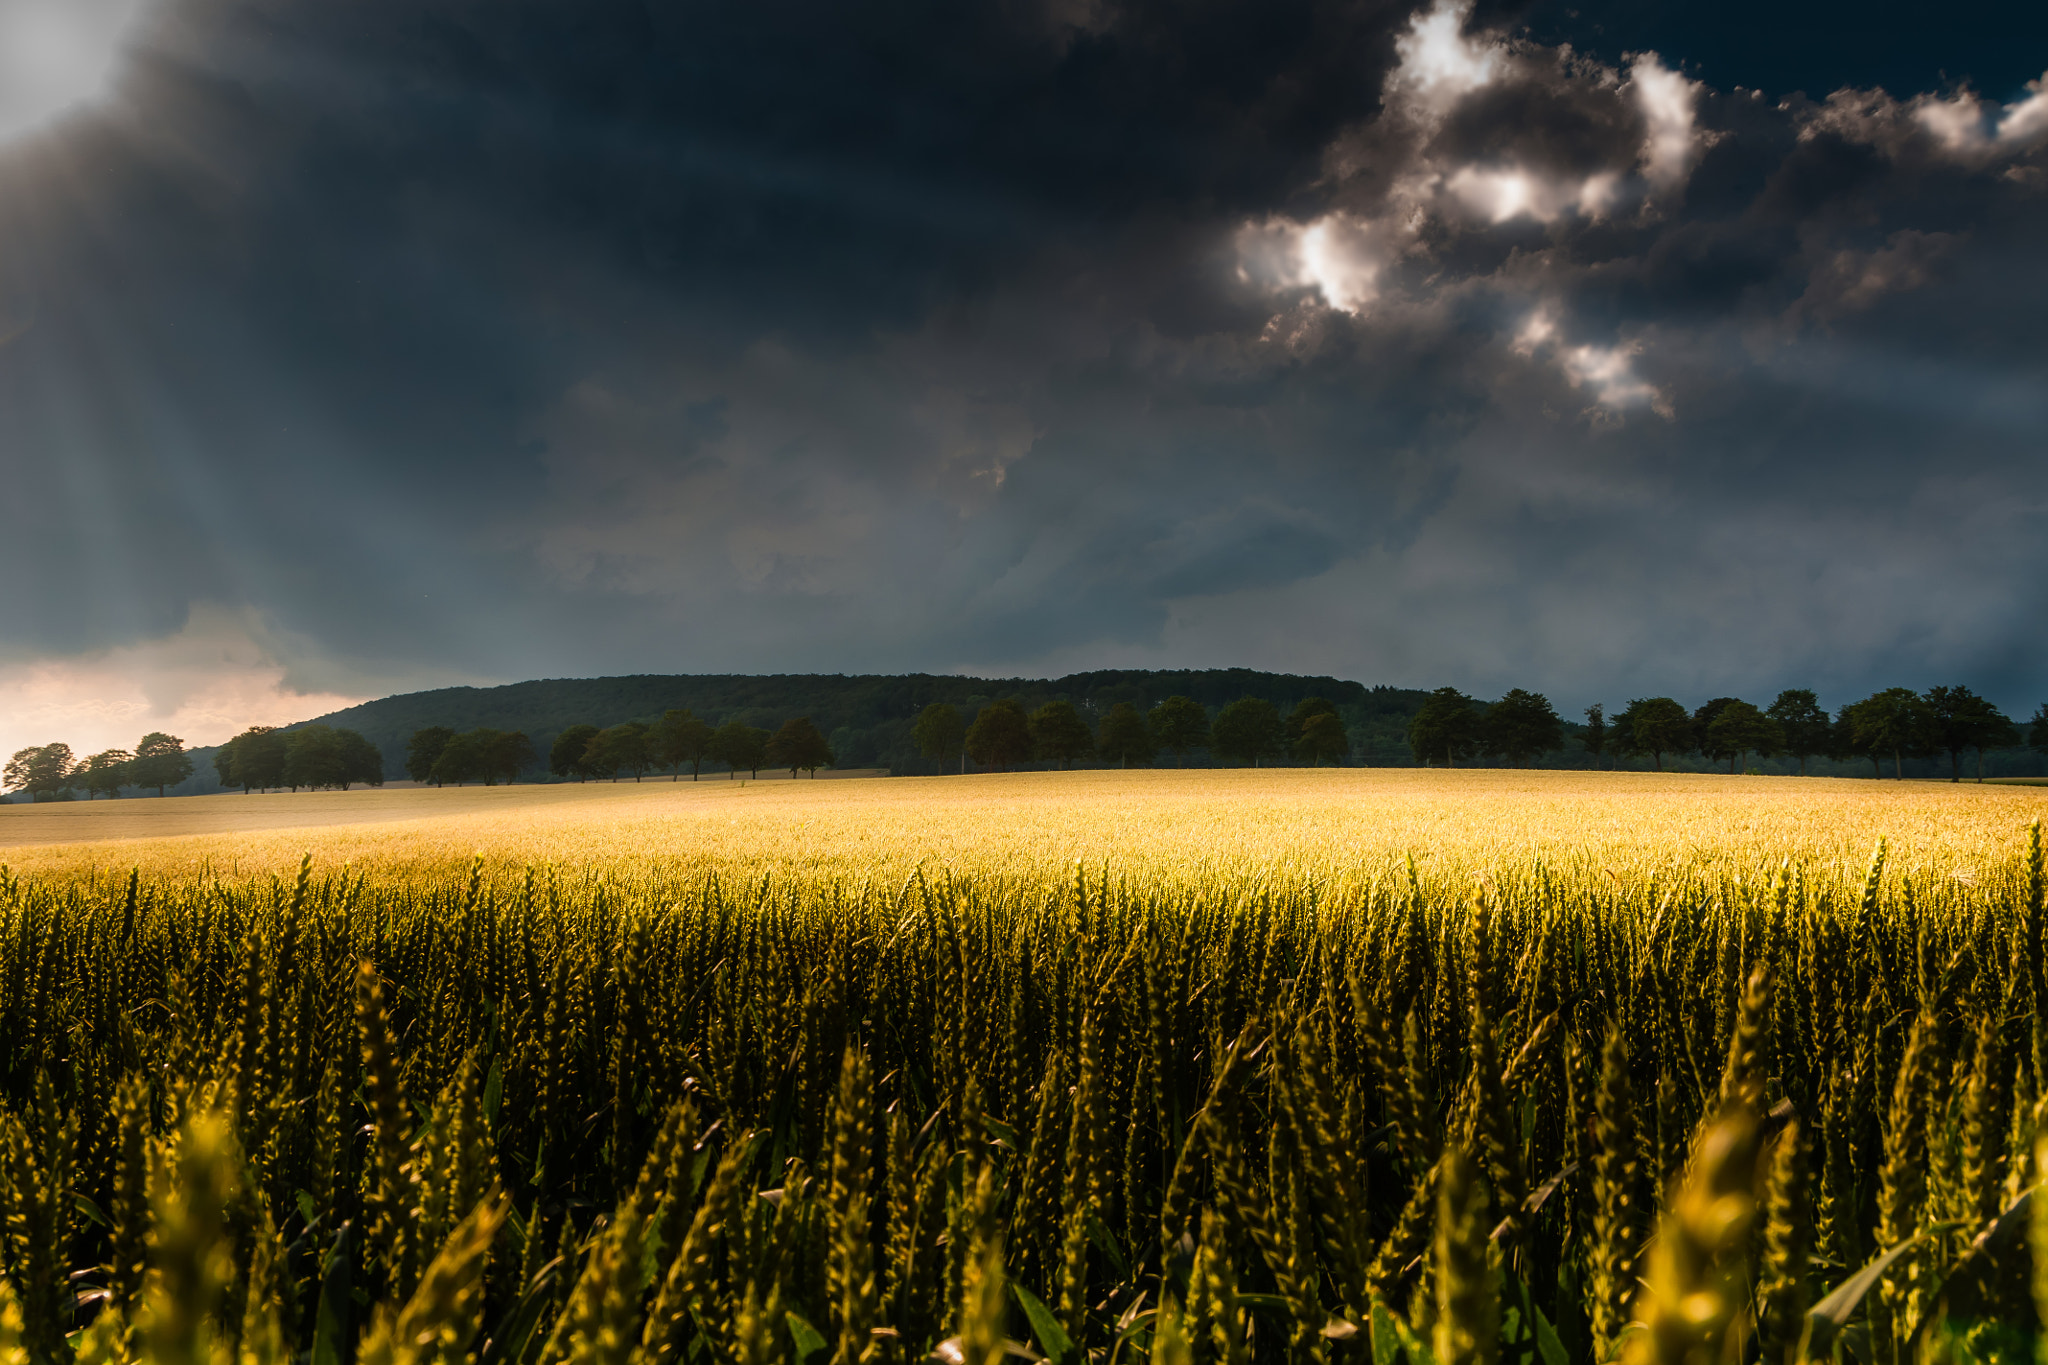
[3,768,2042,886]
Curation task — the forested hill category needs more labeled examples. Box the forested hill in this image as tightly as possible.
[291,669,1435,782]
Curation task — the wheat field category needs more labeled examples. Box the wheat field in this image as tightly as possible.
[2,770,2046,1365]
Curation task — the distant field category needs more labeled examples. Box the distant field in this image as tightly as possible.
[4,766,2041,885]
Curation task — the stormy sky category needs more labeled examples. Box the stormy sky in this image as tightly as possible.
[2,0,2045,756]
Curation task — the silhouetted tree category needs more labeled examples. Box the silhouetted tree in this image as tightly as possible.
[1481,689,1562,767]
[80,750,132,799]
[1691,698,1742,770]
[1150,696,1210,767]
[1618,698,1691,772]
[1285,698,1340,763]
[131,733,193,797]
[431,731,489,785]
[217,727,287,792]
[653,708,715,780]
[407,727,457,784]
[1213,697,1285,767]
[913,702,966,775]
[1096,704,1154,767]
[767,716,835,776]
[965,699,1033,771]
[1582,704,1608,769]
[2032,704,2048,754]
[1405,688,1479,768]
[1297,711,1349,766]
[550,724,600,782]
[284,725,383,790]
[1923,684,2018,782]
[1703,700,1781,773]
[3,744,72,801]
[1765,690,1832,775]
[1029,700,1094,769]
[587,722,654,781]
[711,720,769,778]
[1841,687,1933,780]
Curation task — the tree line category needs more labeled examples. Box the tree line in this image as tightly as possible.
[1407,683,2048,779]
[214,724,385,791]
[906,693,1354,771]
[2,733,197,801]
[533,710,837,781]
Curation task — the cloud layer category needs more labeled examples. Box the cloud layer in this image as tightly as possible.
[0,0,2043,727]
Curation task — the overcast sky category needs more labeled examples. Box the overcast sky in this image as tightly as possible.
[2,0,2044,757]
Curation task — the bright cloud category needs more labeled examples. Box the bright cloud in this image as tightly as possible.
[0,604,370,772]
[1628,54,1703,189]
[1390,0,1499,112]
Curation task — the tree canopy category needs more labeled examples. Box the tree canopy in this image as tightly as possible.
[766,717,834,776]
[653,709,715,780]
[80,749,133,799]
[4,744,75,801]
[131,733,194,796]
[1213,696,1285,767]
[549,724,600,781]
[1702,700,1780,773]
[1029,700,1094,769]
[1297,711,1349,766]
[1151,696,1210,766]
[1481,689,1561,767]
[711,721,769,778]
[1096,703,1155,767]
[1406,688,1479,768]
[1617,698,1691,771]
[1765,690,1832,775]
[1840,687,1933,780]
[912,703,966,774]
[406,726,457,783]
[965,700,1033,771]
[1923,684,2018,782]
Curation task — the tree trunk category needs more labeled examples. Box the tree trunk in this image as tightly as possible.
[1977,747,1986,782]
[1950,749,1960,781]
[1894,750,1904,780]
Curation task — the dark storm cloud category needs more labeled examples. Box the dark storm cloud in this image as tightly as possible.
[0,0,2043,716]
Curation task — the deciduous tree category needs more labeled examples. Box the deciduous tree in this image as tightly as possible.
[80,750,132,799]
[1617,698,1691,772]
[965,699,1033,771]
[767,716,835,776]
[1150,696,1210,766]
[1481,689,1562,767]
[587,722,654,781]
[406,727,457,784]
[653,709,714,780]
[711,720,769,778]
[1405,688,1478,768]
[1582,703,1607,769]
[1923,684,2017,782]
[1841,687,1933,780]
[218,727,287,792]
[1703,700,1781,774]
[912,702,966,775]
[1297,711,1349,766]
[1096,704,1154,767]
[1212,697,1284,767]
[131,732,193,796]
[1765,690,1832,776]
[1029,700,1094,769]
[1285,698,1339,763]
[550,724,600,782]
[3,744,72,800]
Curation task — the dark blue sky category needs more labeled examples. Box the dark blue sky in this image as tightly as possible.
[0,0,2043,751]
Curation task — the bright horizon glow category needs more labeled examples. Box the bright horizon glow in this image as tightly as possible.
[0,605,369,782]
